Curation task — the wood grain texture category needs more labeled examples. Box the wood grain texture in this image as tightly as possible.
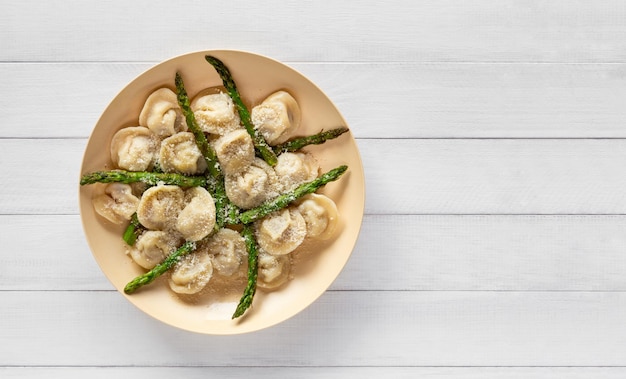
[4,367,626,379]
[4,62,626,139]
[3,0,626,375]
[3,214,626,292]
[6,138,626,215]
[1,291,625,367]
[2,1,626,63]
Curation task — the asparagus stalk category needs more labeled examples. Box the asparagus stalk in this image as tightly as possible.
[232,224,259,319]
[239,165,348,224]
[124,241,196,294]
[175,72,239,228]
[175,72,221,180]
[204,55,278,166]
[272,127,349,154]
[122,212,143,246]
[80,170,207,187]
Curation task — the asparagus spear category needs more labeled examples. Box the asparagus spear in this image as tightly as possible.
[239,165,348,224]
[204,55,278,166]
[80,170,207,187]
[272,127,349,154]
[175,72,221,180]
[124,241,196,294]
[232,224,259,319]
[122,212,143,246]
[175,72,239,228]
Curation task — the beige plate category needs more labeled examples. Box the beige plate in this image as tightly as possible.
[79,50,365,334]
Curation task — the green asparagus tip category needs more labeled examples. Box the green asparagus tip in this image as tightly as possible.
[122,213,142,246]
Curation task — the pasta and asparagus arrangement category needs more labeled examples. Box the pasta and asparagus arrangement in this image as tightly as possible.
[80,55,349,319]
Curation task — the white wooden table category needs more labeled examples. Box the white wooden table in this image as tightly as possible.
[3,1,626,377]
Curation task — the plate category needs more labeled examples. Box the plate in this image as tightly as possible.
[79,50,365,334]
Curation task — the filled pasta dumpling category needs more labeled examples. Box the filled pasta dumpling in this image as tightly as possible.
[175,187,216,242]
[130,230,182,270]
[224,157,279,209]
[139,88,187,138]
[136,185,185,231]
[213,129,255,175]
[110,126,159,172]
[256,250,291,290]
[274,152,320,192]
[92,183,140,224]
[255,207,307,256]
[251,90,301,145]
[168,251,214,295]
[159,132,207,175]
[205,228,247,277]
[191,88,241,135]
[297,193,339,240]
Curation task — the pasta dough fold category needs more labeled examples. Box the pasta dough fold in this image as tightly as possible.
[255,208,307,256]
[251,90,301,144]
[159,132,208,175]
[131,230,182,270]
[176,187,216,242]
[205,228,247,277]
[168,251,213,294]
[191,88,241,135]
[92,183,140,224]
[139,88,187,138]
[213,129,255,175]
[136,185,185,231]
[256,250,291,289]
[274,152,319,192]
[110,126,159,172]
[224,158,279,209]
[297,193,339,240]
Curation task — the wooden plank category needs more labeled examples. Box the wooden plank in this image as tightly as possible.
[3,367,626,379]
[0,215,111,291]
[0,63,146,139]
[337,214,626,291]
[1,291,625,366]
[5,62,626,139]
[362,138,626,215]
[0,139,84,215]
[6,138,626,215]
[2,1,626,63]
[4,214,626,292]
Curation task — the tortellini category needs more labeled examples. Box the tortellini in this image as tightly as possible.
[251,90,301,145]
[110,126,159,172]
[205,228,247,277]
[256,250,291,290]
[90,81,346,302]
[255,208,307,256]
[274,152,320,192]
[92,183,140,224]
[213,129,255,175]
[159,132,207,175]
[130,230,182,270]
[176,187,216,242]
[168,251,214,295]
[224,157,279,209]
[297,193,339,240]
[136,185,185,231]
[191,88,241,135]
[139,88,187,138]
